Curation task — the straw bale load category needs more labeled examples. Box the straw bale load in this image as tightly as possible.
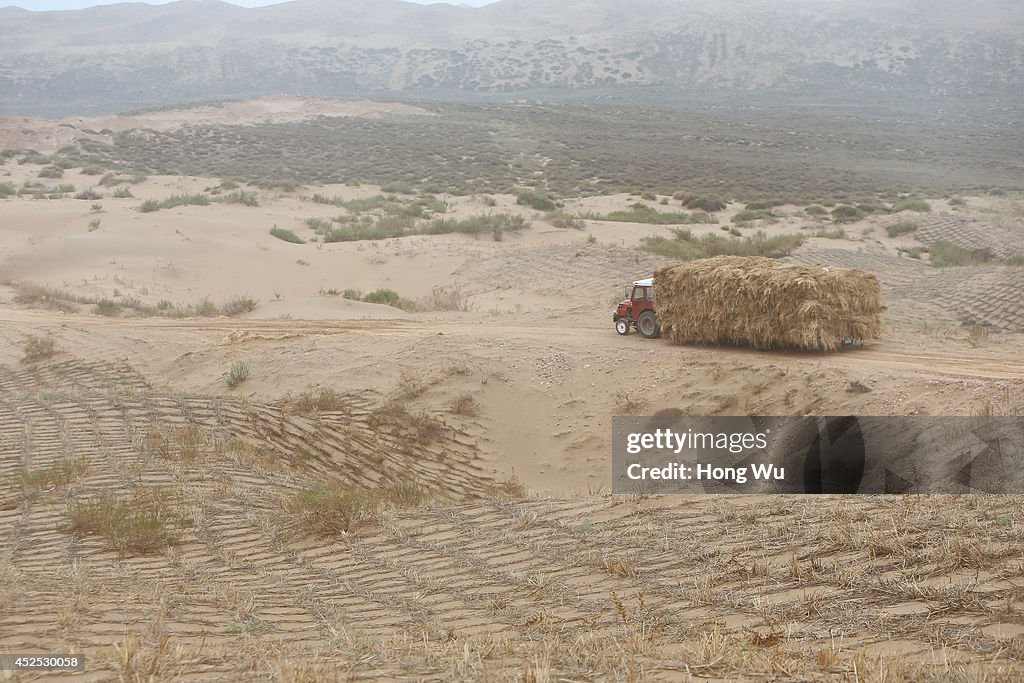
[653,256,883,351]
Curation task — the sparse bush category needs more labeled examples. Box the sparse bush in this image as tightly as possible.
[680,195,727,212]
[422,213,529,237]
[744,199,786,210]
[640,191,657,201]
[342,289,362,300]
[219,295,257,316]
[928,241,994,267]
[422,285,471,311]
[88,218,101,231]
[640,230,804,260]
[830,205,866,222]
[113,187,133,198]
[220,190,259,206]
[74,189,102,201]
[516,188,558,211]
[67,491,180,555]
[894,198,932,213]
[19,457,87,498]
[224,360,250,388]
[381,181,415,194]
[22,335,57,363]
[813,227,847,239]
[856,199,891,215]
[805,204,828,216]
[0,182,16,198]
[270,225,305,244]
[362,288,403,307]
[94,299,119,316]
[546,211,586,229]
[886,221,918,237]
[583,205,716,225]
[285,477,429,538]
[38,166,64,179]
[288,387,347,415]
[450,392,479,416]
[732,209,774,223]
[286,485,369,535]
[138,194,210,212]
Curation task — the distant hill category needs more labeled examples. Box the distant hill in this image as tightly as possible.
[0,0,1021,116]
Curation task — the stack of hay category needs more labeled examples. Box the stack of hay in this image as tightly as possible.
[654,256,884,351]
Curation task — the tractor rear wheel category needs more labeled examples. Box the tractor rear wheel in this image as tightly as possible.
[637,311,660,339]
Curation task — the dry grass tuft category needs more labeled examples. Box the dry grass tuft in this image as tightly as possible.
[21,334,58,363]
[286,386,348,415]
[614,390,649,415]
[19,457,89,499]
[285,478,430,537]
[67,490,183,555]
[449,392,480,416]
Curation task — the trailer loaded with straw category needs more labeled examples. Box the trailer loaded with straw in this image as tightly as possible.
[614,256,884,352]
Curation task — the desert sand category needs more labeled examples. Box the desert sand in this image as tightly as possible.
[2,103,1024,681]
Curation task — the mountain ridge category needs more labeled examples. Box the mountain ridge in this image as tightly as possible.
[1,0,1021,116]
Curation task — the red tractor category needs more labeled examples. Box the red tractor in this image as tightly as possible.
[613,278,661,339]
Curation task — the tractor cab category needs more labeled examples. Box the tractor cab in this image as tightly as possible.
[613,278,660,338]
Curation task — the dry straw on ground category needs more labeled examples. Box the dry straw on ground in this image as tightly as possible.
[654,256,884,351]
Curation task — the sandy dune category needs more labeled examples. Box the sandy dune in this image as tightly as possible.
[2,153,1024,679]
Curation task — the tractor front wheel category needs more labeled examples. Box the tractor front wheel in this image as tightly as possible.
[615,318,631,335]
[637,311,660,339]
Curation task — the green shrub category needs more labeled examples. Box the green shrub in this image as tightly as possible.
[830,205,866,223]
[93,299,119,316]
[584,205,716,225]
[67,491,180,555]
[0,182,15,198]
[731,209,774,223]
[856,200,891,215]
[894,198,932,213]
[813,227,847,239]
[139,199,160,213]
[220,296,258,316]
[679,195,727,212]
[74,189,102,201]
[886,221,918,237]
[224,360,250,388]
[640,230,805,260]
[804,205,828,216]
[515,188,558,211]
[38,166,64,179]
[744,199,786,210]
[220,190,259,206]
[270,225,305,244]
[381,181,416,194]
[361,288,402,307]
[113,187,133,198]
[928,241,994,267]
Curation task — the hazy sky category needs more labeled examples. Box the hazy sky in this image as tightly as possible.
[6,0,499,9]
